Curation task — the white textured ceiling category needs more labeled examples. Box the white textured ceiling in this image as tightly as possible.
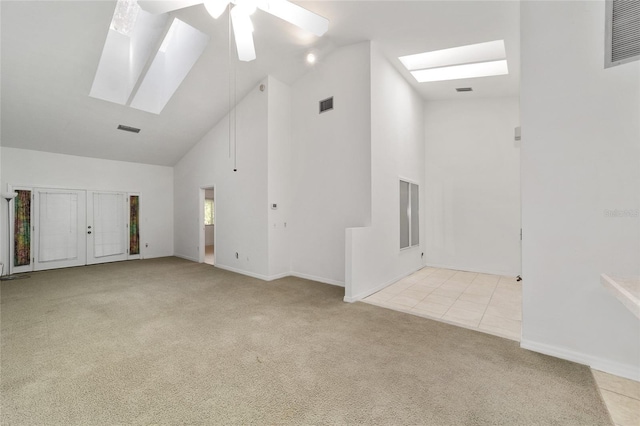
[0,1,520,166]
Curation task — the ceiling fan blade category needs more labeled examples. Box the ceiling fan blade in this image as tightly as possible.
[138,0,203,15]
[231,8,256,62]
[258,0,328,37]
[204,0,230,19]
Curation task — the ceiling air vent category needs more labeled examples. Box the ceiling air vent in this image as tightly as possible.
[117,124,141,133]
[319,97,334,113]
[605,0,640,68]
[456,87,473,92]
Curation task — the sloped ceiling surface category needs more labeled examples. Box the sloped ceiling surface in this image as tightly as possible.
[0,1,519,166]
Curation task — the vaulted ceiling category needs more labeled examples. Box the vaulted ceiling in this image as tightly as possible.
[1,1,520,166]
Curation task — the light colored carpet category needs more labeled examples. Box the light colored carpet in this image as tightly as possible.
[1,257,612,425]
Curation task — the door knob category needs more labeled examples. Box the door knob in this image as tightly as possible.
[88,231,92,234]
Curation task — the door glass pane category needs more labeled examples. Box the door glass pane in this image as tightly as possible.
[14,190,31,266]
[93,193,125,258]
[411,183,419,247]
[400,180,410,249]
[130,195,140,255]
[39,192,79,262]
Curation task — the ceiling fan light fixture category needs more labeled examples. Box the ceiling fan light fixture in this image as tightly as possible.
[204,0,230,19]
[306,52,316,64]
[142,0,329,62]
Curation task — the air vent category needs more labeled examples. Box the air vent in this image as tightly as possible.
[606,0,640,68]
[456,87,473,92]
[319,97,333,113]
[117,124,141,133]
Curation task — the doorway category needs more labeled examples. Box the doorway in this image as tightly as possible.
[201,186,215,266]
[8,186,140,274]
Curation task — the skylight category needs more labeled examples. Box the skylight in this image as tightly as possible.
[90,0,210,115]
[130,19,209,114]
[399,40,509,83]
[110,0,141,36]
[411,60,509,83]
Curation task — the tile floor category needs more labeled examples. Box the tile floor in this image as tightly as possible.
[205,245,214,265]
[364,267,522,341]
[363,266,640,426]
[593,369,640,426]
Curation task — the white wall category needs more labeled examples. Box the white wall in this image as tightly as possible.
[173,80,270,279]
[267,76,292,277]
[290,42,372,286]
[0,147,174,262]
[345,43,425,301]
[424,97,521,276]
[521,1,640,380]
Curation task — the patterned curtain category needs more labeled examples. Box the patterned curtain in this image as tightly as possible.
[14,190,31,266]
[130,195,140,255]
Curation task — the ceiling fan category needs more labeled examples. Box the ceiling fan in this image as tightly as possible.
[138,0,329,62]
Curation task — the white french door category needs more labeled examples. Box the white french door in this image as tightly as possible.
[86,191,128,265]
[33,189,87,271]
[9,186,140,273]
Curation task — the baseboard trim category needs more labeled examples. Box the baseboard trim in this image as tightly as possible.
[174,254,199,263]
[520,339,640,381]
[176,258,345,287]
[344,264,425,303]
[426,262,520,278]
[265,272,290,281]
[214,266,313,283]
[214,264,271,281]
[290,272,344,288]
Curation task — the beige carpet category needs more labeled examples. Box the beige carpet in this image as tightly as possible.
[1,257,612,425]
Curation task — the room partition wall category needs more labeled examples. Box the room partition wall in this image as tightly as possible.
[8,186,140,273]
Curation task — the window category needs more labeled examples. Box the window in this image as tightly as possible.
[400,180,419,249]
[204,199,214,226]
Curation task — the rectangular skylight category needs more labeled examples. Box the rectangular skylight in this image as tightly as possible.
[90,1,168,106]
[130,18,209,114]
[399,40,508,83]
[411,60,509,83]
[110,0,140,36]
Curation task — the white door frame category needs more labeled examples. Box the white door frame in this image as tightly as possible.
[199,185,216,265]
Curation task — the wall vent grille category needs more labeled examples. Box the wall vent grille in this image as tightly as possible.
[319,97,334,113]
[117,124,141,133]
[606,0,640,67]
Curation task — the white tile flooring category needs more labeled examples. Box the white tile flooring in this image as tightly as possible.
[364,267,521,340]
[363,266,640,426]
[593,370,640,426]
[205,245,214,265]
